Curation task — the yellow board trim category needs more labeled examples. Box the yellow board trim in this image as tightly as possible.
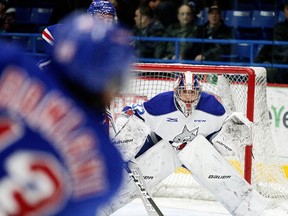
[283,165,288,178]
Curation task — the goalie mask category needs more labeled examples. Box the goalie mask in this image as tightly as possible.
[174,72,201,117]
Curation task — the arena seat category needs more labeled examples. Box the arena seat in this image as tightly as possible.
[251,10,277,28]
[236,43,260,62]
[30,8,53,25]
[251,10,277,40]
[278,11,286,22]
[15,7,31,24]
[196,9,208,25]
[224,10,252,28]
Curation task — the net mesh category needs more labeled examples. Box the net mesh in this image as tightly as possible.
[110,64,288,200]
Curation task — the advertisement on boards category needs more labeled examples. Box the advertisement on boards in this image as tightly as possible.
[267,86,288,161]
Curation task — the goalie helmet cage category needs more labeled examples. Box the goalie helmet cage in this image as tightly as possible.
[110,63,288,200]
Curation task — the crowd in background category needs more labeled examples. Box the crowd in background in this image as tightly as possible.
[0,0,16,32]
[0,0,288,84]
[0,2,286,216]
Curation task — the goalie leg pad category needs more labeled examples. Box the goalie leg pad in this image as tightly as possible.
[178,135,268,216]
[98,140,181,215]
[113,115,151,162]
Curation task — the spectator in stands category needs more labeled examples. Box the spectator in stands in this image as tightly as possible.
[186,0,233,14]
[158,3,197,60]
[152,0,182,28]
[132,4,164,59]
[109,0,139,29]
[0,0,16,32]
[254,0,288,84]
[146,0,160,10]
[183,5,234,61]
[0,0,7,25]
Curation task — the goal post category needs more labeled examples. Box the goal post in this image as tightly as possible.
[110,63,288,200]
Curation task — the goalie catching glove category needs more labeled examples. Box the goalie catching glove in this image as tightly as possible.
[211,112,253,160]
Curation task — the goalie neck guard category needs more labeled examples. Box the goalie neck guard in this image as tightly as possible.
[174,72,202,117]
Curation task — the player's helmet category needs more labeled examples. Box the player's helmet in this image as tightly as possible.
[50,13,134,94]
[174,72,201,117]
[87,0,117,23]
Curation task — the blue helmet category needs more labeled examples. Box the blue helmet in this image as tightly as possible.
[87,0,117,22]
[50,13,134,94]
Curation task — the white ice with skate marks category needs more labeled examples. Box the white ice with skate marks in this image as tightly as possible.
[111,197,288,216]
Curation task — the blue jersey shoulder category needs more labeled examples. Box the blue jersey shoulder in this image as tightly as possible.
[0,42,123,216]
[196,92,226,116]
[43,24,62,42]
[143,91,177,116]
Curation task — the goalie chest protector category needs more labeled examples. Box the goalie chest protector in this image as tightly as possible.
[140,91,227,146]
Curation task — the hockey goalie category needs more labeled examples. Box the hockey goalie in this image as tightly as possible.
[99,72,268,216]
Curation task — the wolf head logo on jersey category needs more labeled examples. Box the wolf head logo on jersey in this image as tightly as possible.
[169,126,199,150]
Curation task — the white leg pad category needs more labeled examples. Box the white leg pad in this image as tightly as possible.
[98,140,181,215]
[178,134,268,216]
[232,189,269,216]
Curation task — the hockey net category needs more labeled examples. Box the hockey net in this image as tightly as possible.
[110,63,288,201]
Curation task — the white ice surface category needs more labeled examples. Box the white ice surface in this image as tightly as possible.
[111,197,288,216]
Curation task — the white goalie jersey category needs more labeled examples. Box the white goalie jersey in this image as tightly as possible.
[117,90,228,151]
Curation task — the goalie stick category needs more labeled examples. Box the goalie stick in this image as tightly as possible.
[105,109,164,216]
[124,160,164,216]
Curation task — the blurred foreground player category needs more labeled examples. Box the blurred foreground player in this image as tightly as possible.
[0,14,134,216]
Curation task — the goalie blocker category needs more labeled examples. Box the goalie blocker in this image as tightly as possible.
[112,115,151,162]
